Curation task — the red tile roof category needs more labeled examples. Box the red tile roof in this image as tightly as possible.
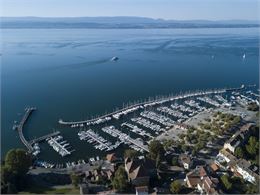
[210,163,219,172]
[106,153,117,162]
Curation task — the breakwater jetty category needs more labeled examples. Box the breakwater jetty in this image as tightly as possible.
[59,86,245,126]
[14,107,60,153]
[14,107,36,152]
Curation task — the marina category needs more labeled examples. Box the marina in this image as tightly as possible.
[58,88,230,126]
[214,95,231,107]
[197,96,221,107]
[11,85,259,164]
[184,99,205,111]
[121,122,154,139]
[47,135,75,157]
[171,103,196,114]
[131,117,164,133]
[140,110,175,127]
[101,126,149,152]
[78,129,115,151]
[157,106,188,120]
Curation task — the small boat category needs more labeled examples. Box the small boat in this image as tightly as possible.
[110,56,119,61]
[243,53,246,59]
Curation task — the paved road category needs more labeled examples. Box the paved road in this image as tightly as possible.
[30,160,114,175]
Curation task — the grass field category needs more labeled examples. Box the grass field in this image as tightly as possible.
[19,185,80,194]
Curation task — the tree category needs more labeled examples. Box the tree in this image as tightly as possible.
[191,149,197,156]
[97,174,107,185]
[229,176,246,193]
[205,118,211,122]
[179,134,185,140]
[1,148,32,193]
[148,140,165,161]
[197,140,206,150]
[234,147,244,158]
[171,157,178,166]
[247,102,259,111]
[6,183,17,194]
[255,155,259,166]
[124,149,138,159]
[5,149,32,176]
[112,166,128,192]
[246,184,259,194]
[220,175,232,191]
[232,116,241,124]
[70,173,80,187]
[246,136,259,156]
[203,123,211,130]
[155,154,161,168]
[181,145,188,152]
[251,125,259,137]
[163,140,175,150]
[1,165,15,185]
[170,180,182,194]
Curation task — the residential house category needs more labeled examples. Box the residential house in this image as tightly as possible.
[210,163,219,173]
[217,148,237,167]
[198,176,219,195]
[179,153,193,170]
[186,166,207,188]
[85,167,114,182]
[125,157,155,186]
[186,166,219,195]
[106,153,117,162]
[224,123,252,153]
[217,149,259,184]
[233,159,259,184]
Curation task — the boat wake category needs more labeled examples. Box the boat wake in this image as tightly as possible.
[41,58,110,71]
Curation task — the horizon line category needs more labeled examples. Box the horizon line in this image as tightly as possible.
[1,16,260,22]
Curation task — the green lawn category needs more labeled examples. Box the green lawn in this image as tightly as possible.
[19,186,80,194]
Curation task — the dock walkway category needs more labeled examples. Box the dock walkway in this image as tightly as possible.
[29,131,61,145]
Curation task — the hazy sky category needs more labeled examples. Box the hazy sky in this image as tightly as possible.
[1,0,260,20]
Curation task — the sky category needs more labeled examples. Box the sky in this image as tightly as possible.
[1,0,260,20]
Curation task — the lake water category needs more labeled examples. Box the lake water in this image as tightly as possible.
[1,28,259,163]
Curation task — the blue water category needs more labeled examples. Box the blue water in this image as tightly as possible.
[1,28,259,162]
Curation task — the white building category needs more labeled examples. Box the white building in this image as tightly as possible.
[235,159,258,184]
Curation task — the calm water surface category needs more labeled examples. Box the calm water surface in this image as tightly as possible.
[1,28,259,162]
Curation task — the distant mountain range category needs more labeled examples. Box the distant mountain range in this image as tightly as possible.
[1,16,259,29]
